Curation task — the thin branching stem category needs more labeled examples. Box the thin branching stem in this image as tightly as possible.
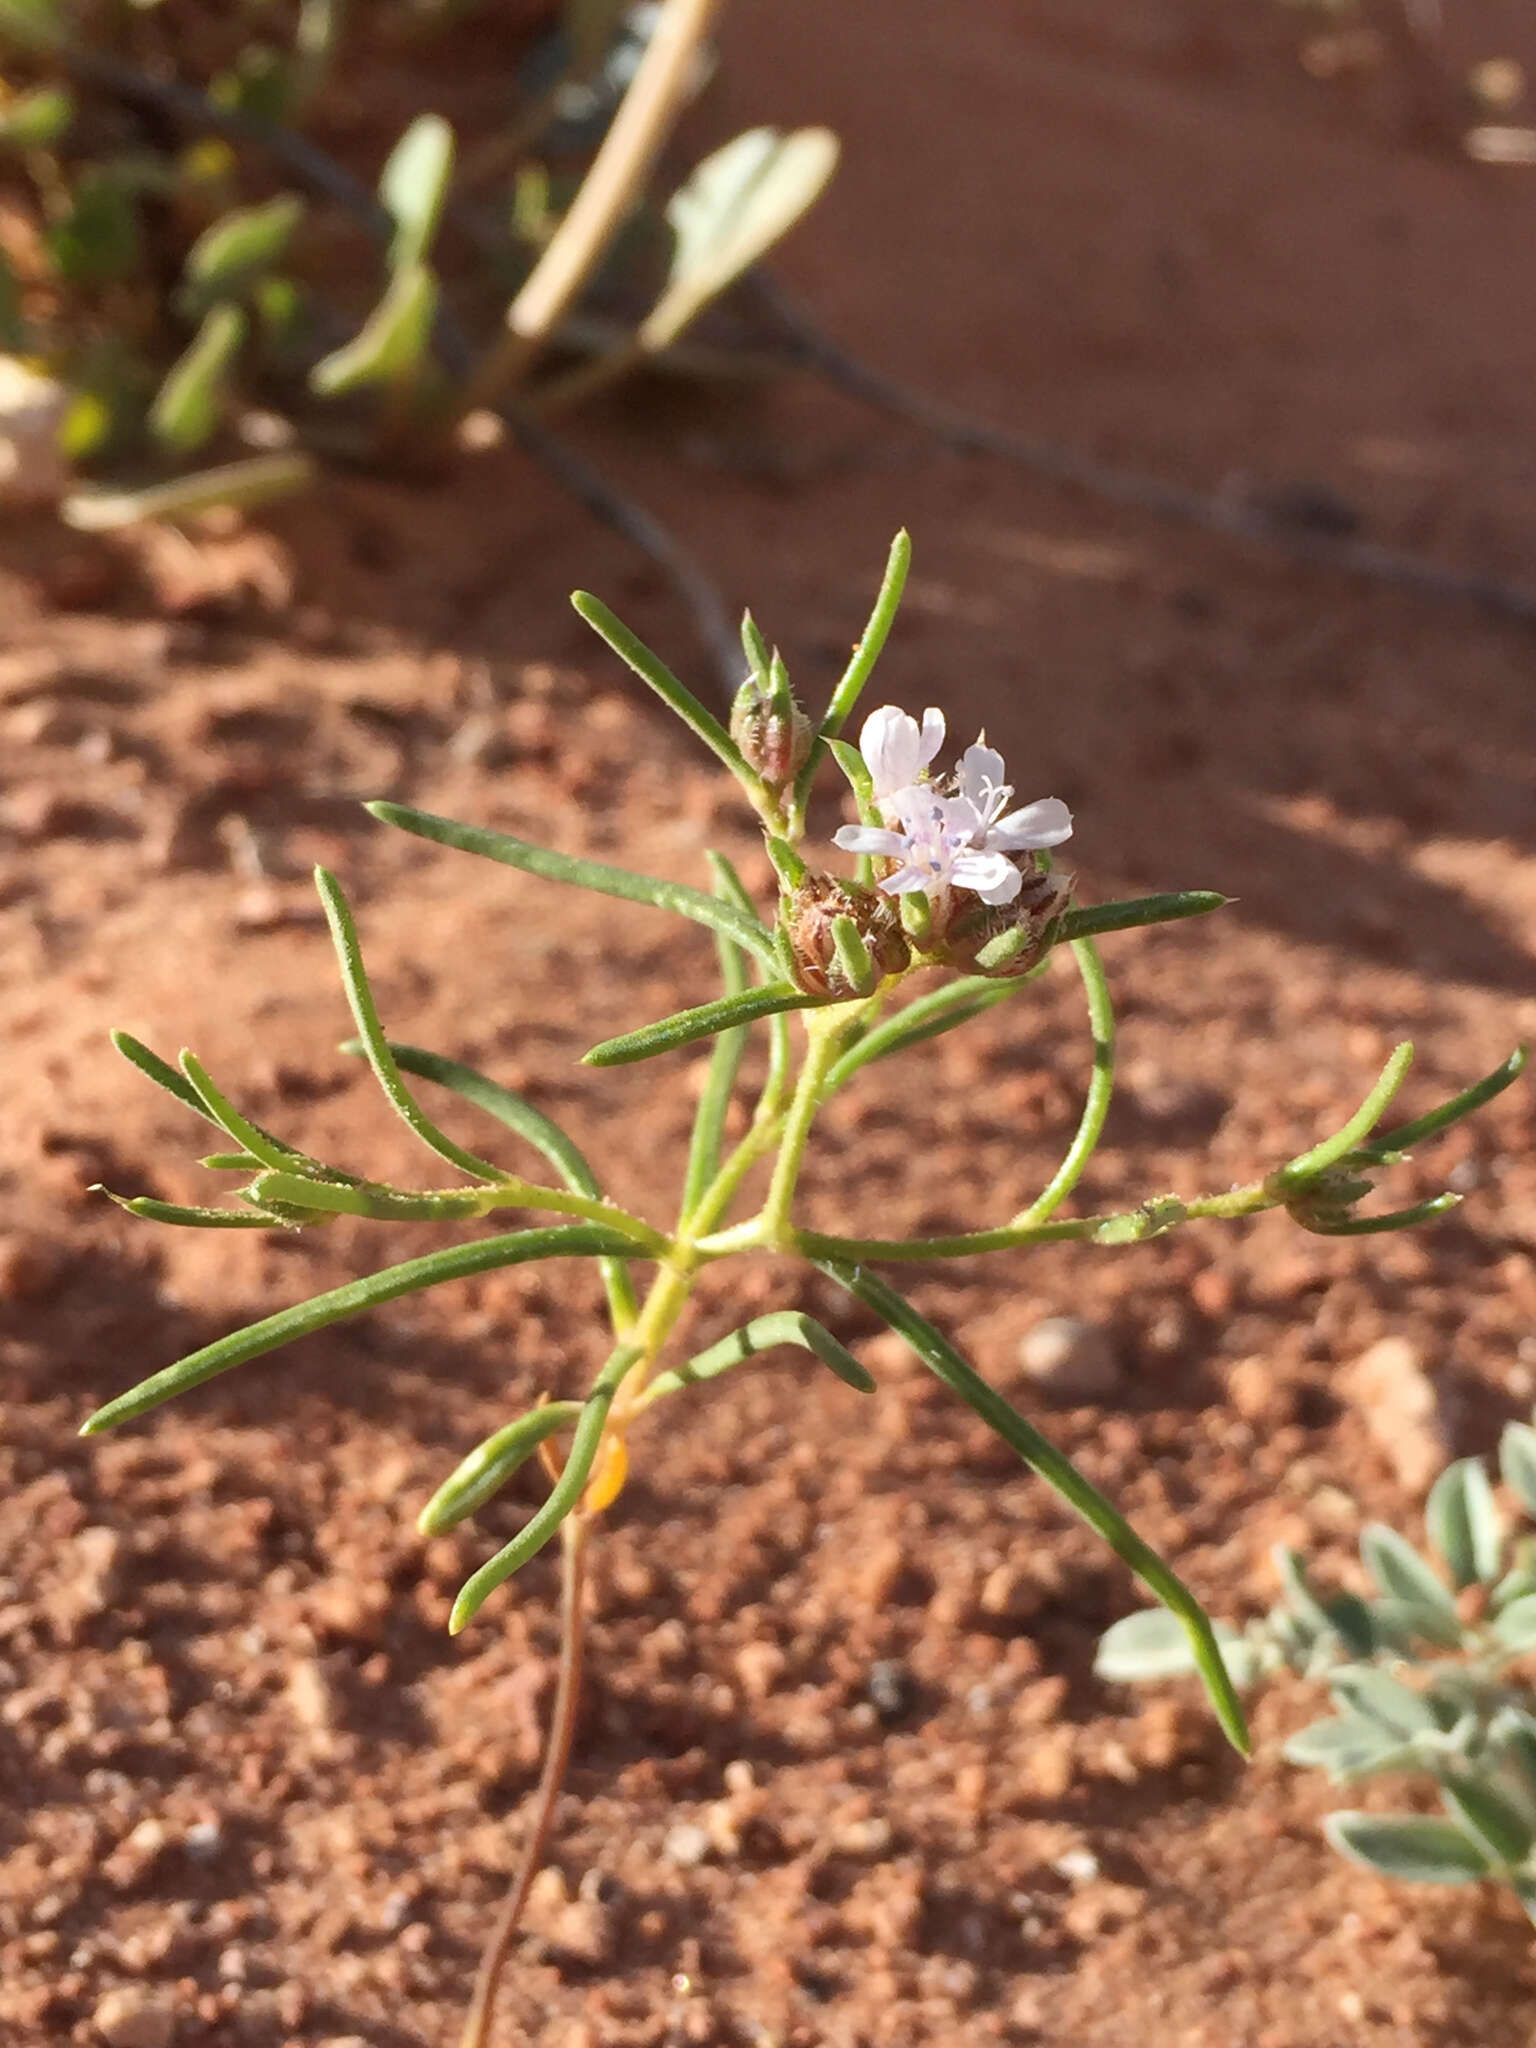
[460,1512,590,2048]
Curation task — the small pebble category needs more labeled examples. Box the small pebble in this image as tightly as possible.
[92,1988,175,2048]
[662,1822,711,1868]
[1017,1316,1122,1403]
[1338,1335,1445,1490]
[866,1658,917,1723]
[1052,1847,1101,1886]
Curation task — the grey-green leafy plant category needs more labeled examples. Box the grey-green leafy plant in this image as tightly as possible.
[84,529,1524,2041]
[1099,1414,1536,1922]
[0,0,836,530]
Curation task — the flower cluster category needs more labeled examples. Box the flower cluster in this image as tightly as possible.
[834,705,1073,909]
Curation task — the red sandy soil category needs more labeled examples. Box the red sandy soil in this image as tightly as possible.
[3,3,1536,2044]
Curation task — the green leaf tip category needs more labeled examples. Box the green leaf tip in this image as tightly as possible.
[583,983,816,1066]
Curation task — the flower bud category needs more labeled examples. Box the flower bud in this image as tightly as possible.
[730,675,813,790]
[945,858,1073,978]
[784,873,909,998]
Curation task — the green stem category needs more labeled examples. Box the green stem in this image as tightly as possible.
[1013,938,1114,1227]
[759,1008,860,1249]
[790,1178,1277,1263]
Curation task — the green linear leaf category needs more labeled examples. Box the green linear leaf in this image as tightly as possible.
[179,1052,297,1171]
[583,983,816,1067]
[418,1401,582,1535]
[792,529,911,823]
[819,1261,1249,1755]
[1272,1043,1414,1190]
[641,1310,875,1407]
[314,866,501,1182]
[1057,892,1229,942]
[340,1036,639,1331]
[1298,1193,1460,1236]
[682,857,753,1214]
[113,1030,221,1124]
[81,1224,636,1434]
[449,1342,639,1631]
[99,1190,283,1229]
[1357,1046,1528,1162]
[366,801,777,969]
[571,591,752,783]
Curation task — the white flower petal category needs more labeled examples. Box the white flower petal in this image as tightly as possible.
[833,823,909,857]
[952,852,1023,904]
[957,742,1008,812]
[987,797,1073,850]
[917,706,946,769]
[858,706,921,798]
[877,865,933,896]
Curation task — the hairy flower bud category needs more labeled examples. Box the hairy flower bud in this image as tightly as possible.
[945,858,1073,978]
[784,873,910,998]
[730,676,813,790]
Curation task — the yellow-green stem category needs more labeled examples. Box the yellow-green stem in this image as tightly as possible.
[760,1007,860,1250]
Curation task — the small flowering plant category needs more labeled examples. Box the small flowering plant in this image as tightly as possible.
[83,530,1526,2043]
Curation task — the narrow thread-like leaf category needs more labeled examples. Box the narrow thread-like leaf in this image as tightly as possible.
[418,1402,582,1535]
[367,801,776,969]
[638,1311,875,1409]
[179,1052,297,1171]
[1299,1193,1460,1236]
[449,1342,639,1631]
[314,866,501,1182]
[819,1262,1249,1755]
[571,590,752,782]
[1358,1046,1528,1162]
[339,1036,640,1328]
[1057,892,1228,942]
[682,856,752,1215]
[113,1030,222,1124]
[792,529,911,821]
[100,1191,282,1229]
[584,983,816,1067]
[1272,1043,1415,1190]
[81,1225,635,1434]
